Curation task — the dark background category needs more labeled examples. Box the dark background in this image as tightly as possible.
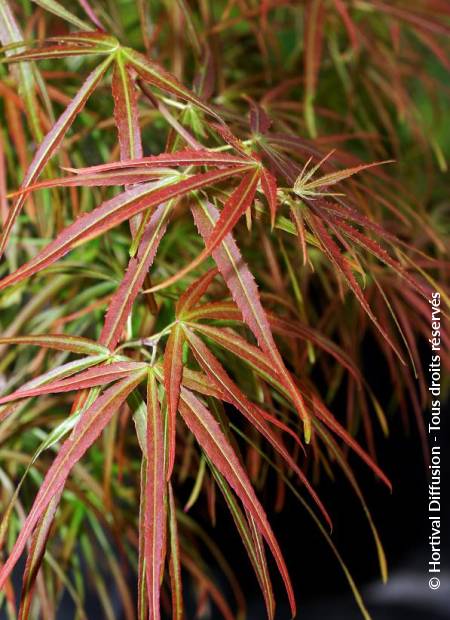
[3,351,449,620]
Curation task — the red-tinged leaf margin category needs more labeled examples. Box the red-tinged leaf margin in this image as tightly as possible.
[0,355,109,425]
[175,268,219,318]
[178,387,296,617]
[17,492,62,620]
[99,202,170,350]
[0,54,114,257]
[112,53,143,161]
[0,334,110,356]
[0,361,146,405]
[164,323,185,480]
[62,149,250,175]
[260,167,278,229]
[306,207,406,363]
[192,199,312,442]
[144,370,166,620]
[78,0,104,30]
[124,48,222,123]
[9,150,252,198]
[0,369,147,590]
[183,326,331,530]
[309,392,392,491]
[0,165,251,293]
[147,167,261,293]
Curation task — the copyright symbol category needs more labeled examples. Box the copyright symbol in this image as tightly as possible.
[429,577,440,590]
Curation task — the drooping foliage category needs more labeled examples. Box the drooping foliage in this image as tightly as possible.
[0,1,448,619]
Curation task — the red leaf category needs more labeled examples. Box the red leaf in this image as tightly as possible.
[112,58,143,161]
[183,326,331,529]
[163,323,185,479]
[178,387,296,616]
[17,494,61,620]
[0,334,109,356]
[0,166,249,292]
[175,268,218,318]
[0,369,147,589]
[99,202,170,350]
[307,208,405,362]
[192,199,312,442]
[0,361,145,405]
[144,371,166,620]
[0,55,114,256]
[125,48,222,122]
[248,99,271,135]
[68,148,250,174]
[183,301,242,322]
[147,168,261,293]
[260,168,278,229]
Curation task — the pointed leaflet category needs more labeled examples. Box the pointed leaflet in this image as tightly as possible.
[183,327,300,445]
[164,323,185,479]
[238,425,373,620]
[175,268,218,318]
[145,371,166,620]
[1,44,111,62]
[0,369,147,589]
[293,158,393,198]
[178,387,296,616]
[1,32,118,62]
[306,208,405,362]
[0,334,109,356]
[192,199,312,441]
[0,361,146,404]
[99,202,170,350]
[112,55,143,161]
[331,217,428,297]
[183,326,331,529]
[0,54,114,257]
[260,168,278,229]
[0,356,108,425]
[63,149,250,175]
[185,298,360,382]
[148,168,261,293]
[246,512,275,620]
[9,168,176,193]
[124,48,222,122]
[0,166,250,292]
[10,150,250,196]
[183,301,242,322]
[18,493,62,620]
[309,392,392,490]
